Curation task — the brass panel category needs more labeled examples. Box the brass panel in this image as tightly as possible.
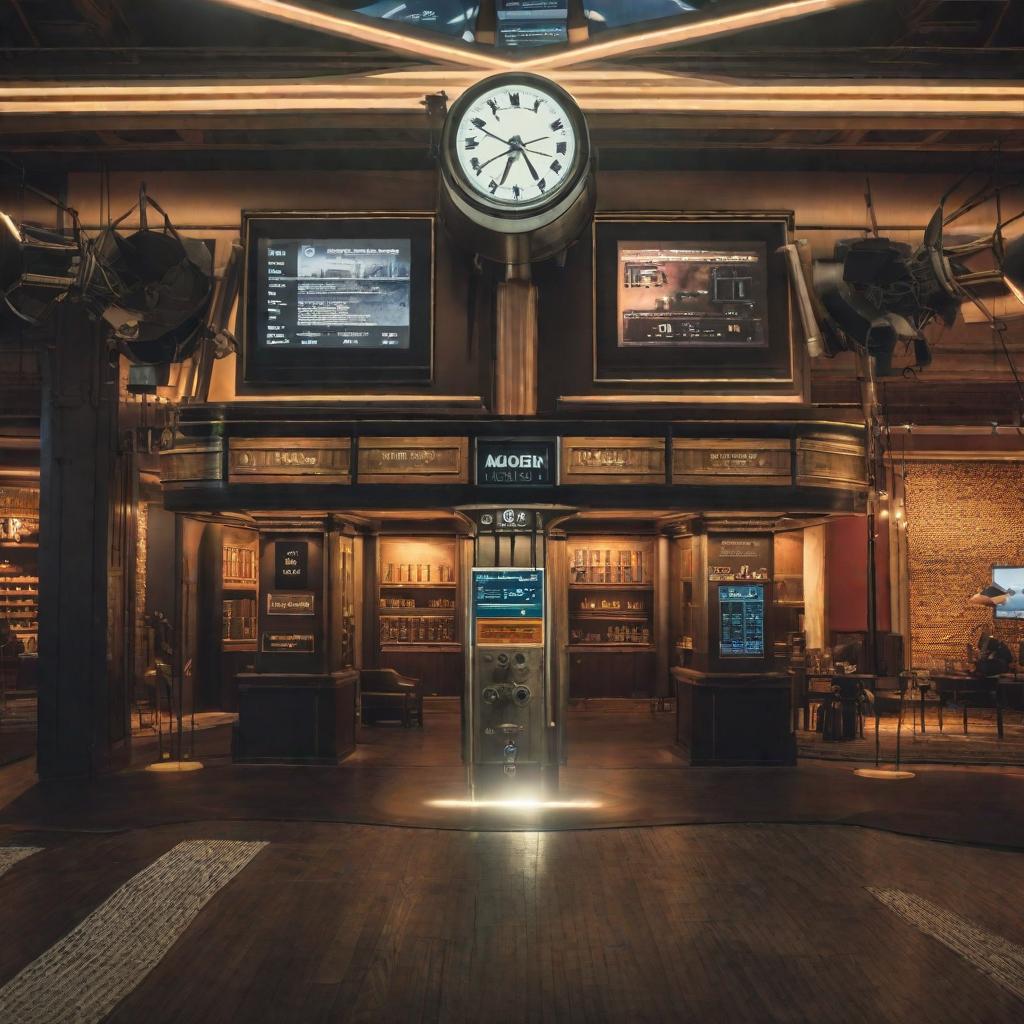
[228,437,352,485]
[357,436,469,484]
[159,441,224,484]
[0,486,39,517]
[672,438,792,486]
[560,437,666,485]
[795,436,867,490]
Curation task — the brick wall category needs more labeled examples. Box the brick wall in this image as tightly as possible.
[904,461,1024,663]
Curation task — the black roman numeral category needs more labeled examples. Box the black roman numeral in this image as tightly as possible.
[532,99,542,112]
[471,117,486,130]
[556,141,567,155]
[471,157,482,174]
[550,119,564,132]
[488,179,499,194]
[550,159,562,174]
[537,178,547,193]
[464,136,478,150]
[487,98,500,118]
[512,185,521,200]
[509,92,520,107]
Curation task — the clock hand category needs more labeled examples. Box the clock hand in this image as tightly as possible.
[520,136,549,147]
[519,149,540,181]
[476,126,512,148]
[522,148,554,159]
[477,147,515,172]
[499,154,515,186]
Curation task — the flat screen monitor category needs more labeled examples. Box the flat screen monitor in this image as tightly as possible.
[617,242,768,348]
[718,583,765,658]
[240,214,433,387]
[993,566,1024,620]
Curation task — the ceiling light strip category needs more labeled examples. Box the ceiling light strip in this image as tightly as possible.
[204,0,509,71]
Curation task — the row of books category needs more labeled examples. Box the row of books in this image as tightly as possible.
[381,562,455,584]
[222,597,257,641]
[380,615,455,644]
[570,548,647,585]
[223,545,256,583]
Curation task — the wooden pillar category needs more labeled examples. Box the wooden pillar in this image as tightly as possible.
[37,306,122,781]
[495,277,538,416]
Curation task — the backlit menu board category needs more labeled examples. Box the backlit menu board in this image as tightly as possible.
[718,583,765,658]
[472,568,545,645]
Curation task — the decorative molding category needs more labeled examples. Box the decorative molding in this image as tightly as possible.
[357,436,469,484]
[159,441,224,484]
[560,437,666,485]
[795,435,866,490]
[672,438,792,486]
[228,437,352,485]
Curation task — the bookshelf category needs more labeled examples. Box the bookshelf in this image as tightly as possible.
[0,559,38,654]
[377,537,460,652]
[568,539,655,649]
[222,536,259,650]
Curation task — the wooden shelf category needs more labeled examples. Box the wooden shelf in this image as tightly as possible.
[569,583,653,591]
[222,640,257,651]
[381,642,462,654]
[570,612,649,621]
[378,607,456,615]
[379,581,457,589]
[223,579,257,590]
[568,644,656,652]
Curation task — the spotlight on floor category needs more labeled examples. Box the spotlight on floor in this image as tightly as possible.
[854,768,915,780]
[428,798,601,811]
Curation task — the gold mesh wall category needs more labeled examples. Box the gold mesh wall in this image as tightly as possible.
[904,460,1024,663]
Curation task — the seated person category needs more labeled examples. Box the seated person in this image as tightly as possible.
[972,635,1012,678]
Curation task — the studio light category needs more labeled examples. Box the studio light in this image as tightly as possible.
[812,179,1024,376]
[96,189,213,388]
[0,209,97,324]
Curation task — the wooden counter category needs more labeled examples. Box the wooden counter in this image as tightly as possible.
[233,670,357,765]
[672,667,795,767]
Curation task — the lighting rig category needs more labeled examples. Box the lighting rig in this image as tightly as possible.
[1,184,228,396]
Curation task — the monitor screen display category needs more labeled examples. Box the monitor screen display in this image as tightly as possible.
[719,583,765,657]
[258,238,412,351]
[240,214,433,387]
[617,242,768,348]
[993,566,1024,619]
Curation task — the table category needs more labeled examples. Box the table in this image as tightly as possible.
[924,674,1024,738]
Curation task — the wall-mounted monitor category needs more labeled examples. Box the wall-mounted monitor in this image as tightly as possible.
[992,566,1024,620]
[593,216,792,385]
[240,213,434,388]
[718,583,766,658]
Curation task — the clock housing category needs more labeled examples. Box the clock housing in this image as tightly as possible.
[439,73,595,264]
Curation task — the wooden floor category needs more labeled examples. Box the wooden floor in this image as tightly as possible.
[1,819,1023,1023]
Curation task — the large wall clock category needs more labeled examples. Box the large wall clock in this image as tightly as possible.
[438,73,596,264]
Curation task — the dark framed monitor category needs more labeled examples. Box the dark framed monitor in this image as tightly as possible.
[718,583,766,658]
[593,216,792,384]
[992,566,1024,620]
[240,213,434,388]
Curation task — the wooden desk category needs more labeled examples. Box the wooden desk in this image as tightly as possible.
[673,668,795,767]
[234,670,357,764]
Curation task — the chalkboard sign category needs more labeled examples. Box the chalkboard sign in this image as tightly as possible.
[274,541,308,589]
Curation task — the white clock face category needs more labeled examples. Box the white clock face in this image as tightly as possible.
[454,82,578,208]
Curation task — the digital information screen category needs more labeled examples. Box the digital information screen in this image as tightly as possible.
[258,238,411,350]
[993,567,1024,620]
[617,242,768,348]
[719,584,765,658]
[473,568,545,646]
